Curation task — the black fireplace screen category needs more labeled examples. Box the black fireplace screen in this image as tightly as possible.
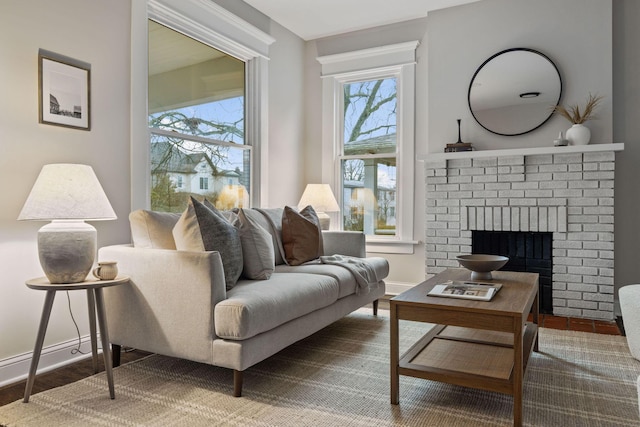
[472,231,553,314]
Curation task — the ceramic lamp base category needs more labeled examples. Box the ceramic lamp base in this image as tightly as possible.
[317,211,330,230]
[38,220,96,283]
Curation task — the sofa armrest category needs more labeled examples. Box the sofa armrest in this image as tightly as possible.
[322,231,366,258]
[98,244,226,363]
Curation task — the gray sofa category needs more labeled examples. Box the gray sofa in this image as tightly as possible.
[98,207,388,396]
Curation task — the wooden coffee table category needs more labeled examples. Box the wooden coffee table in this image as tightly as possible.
[390,268,539,427]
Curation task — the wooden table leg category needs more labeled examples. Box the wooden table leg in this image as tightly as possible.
[86,290,99,373]
[513,316,524,427]
[94,288,115,399]
[390,302,399,404]
[23,290,56,403]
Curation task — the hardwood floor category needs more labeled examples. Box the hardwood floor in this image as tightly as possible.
[1,300,623,407]
[0,348,150,406]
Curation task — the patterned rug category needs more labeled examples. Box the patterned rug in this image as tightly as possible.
[1,309,639,426]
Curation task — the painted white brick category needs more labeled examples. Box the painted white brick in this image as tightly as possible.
[498,155,524,165]
[473,157,497,167]
[553,172,583,181]
[540,181,568,189]
[493,207,502,231]
[498,174,525,182]
[553,153,583,164]
[526,154,553,165]
[584,171,615,180]
[484,207,492,230]
[540,164,569,173]
[511,208,520,232]
[502,207,511,230]
[447,158,472,168]
[520,208,529,231]
[584,151,614,162]
[512,182,539,190]
[473,174,498,183]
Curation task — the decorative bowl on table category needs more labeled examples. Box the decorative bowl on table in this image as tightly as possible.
[456,254,509,280]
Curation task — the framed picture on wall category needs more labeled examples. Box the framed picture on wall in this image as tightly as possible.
[38,50,90,130]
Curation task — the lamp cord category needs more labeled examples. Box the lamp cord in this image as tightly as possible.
[66,291,91,355]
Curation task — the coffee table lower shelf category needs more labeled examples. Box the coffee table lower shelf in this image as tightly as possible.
[399,323,538,395]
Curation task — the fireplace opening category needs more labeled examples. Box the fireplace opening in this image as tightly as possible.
[472,231,553,314]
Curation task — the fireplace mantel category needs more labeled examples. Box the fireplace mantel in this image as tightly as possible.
[421,142,624,162]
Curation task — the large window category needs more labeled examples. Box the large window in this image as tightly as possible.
[341,77,397,236]
[319,42,417,252]
[148,20,250,212]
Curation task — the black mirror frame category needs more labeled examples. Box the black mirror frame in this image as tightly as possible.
[468,47,563,136]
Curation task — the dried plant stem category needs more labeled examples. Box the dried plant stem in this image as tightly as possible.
[553,93,603,124]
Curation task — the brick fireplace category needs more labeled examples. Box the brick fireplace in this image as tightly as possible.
[424,144,623,320]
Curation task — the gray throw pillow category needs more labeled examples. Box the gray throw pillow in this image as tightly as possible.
[173,197,243,290]
[281,205,324,266]
[237,208,275,280]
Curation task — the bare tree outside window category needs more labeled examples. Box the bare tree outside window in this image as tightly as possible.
[341,78,397,235]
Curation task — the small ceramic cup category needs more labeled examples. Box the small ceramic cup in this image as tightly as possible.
[93,261,118,281]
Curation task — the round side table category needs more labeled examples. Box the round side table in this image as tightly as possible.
[23,275,129,403]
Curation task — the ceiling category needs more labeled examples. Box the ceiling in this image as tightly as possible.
[242,0,481,41]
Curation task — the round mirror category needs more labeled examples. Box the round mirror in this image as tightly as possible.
[468,48,562,136]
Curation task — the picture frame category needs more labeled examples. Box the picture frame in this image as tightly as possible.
[38,50,90,130]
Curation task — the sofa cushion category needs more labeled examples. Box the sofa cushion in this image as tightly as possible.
[173,197,243,290]
[281,205,324,266]
[237,208,275,280]
[129,210,180,249]
[275,256,389,299]
[214,272,340,340]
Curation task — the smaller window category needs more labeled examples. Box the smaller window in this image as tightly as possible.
[176,176,183,188]
[200,177,209,190]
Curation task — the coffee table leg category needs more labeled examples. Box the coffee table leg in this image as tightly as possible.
[23,290,56,403]
[390,302,399,404]
[94,288,115,399]
[513,317,524,427]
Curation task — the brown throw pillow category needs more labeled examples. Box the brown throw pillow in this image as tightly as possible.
[281,205,324,266]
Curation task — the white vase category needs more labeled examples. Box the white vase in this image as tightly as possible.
[566,124,591,145]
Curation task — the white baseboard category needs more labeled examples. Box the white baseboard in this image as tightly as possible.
[0,335,99,388]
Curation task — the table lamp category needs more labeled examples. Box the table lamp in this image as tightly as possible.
[18,164,117,284]
[298,184,340,230]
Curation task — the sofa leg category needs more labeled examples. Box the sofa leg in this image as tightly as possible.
[112,344,121,367]
[373,299,379,316]
[233,370,243,397]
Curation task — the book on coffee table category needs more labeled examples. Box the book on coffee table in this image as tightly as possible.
[428,280,503,301]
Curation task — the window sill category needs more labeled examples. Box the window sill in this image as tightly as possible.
[365,239,420,254]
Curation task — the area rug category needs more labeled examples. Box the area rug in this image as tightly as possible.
[1,309,639,426]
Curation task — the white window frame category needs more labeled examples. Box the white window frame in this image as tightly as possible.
[318,42,418,254]
[131,0,274,210]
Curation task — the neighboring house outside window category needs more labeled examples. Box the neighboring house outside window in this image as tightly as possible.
[147,20,250,213]
[318,42,418,253]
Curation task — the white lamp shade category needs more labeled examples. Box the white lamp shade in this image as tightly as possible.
[18,164,116,283]
[298,184,339,213]
[18,164,117,221]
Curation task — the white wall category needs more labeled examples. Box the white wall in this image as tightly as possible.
[427,0,613,152]
[0,0,132,382]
